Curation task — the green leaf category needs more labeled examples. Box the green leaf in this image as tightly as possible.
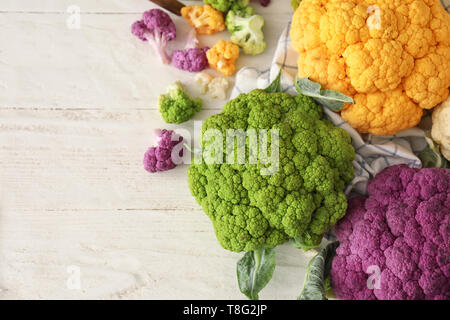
[183,143,202,155]
[418,133,449,169]
[295,78,354,111]
[298,242,339,300]
[237,248,276,300]
[324,276,336,299]
[419,146,449,168]
[291,0,302,10]
[264,69,283,93]
[291,232,322,251]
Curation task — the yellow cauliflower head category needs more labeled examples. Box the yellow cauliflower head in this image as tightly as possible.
[290,0,450,135]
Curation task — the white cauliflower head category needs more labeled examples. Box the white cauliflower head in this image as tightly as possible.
[195,72,213,94]
[207,77,230,100]
[432,96,450,161]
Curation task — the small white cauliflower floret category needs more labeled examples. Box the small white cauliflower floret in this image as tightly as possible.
[207,77,230,100]
[195,72,213,94]
[432,97,450,161]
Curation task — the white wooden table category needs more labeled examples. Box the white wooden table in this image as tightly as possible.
[0,0,313,299]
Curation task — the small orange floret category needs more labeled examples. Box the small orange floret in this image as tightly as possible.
[206,40,240,76]
[181,4,225,35]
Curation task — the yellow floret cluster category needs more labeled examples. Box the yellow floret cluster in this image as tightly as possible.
[290,0,450,135]
[206,40,240,76]
[181,4,226,35]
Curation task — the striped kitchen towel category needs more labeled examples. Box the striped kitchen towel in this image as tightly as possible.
[231,0,450,195]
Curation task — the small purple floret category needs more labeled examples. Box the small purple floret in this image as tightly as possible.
[131,9,176,64]
[142,9,176,41]
[172,47,210,72]
[143,129,183,173]
[131,20,148,41]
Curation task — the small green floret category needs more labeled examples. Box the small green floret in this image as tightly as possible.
[204,0,249,12]
[226,11,266,55]
[158,81,202,124]
[230,3,254,17]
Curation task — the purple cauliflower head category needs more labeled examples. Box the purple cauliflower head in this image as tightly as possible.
[172,47,209,72]
[142,9,176,41]
[131,9,176,64]
[331,165,450,300]
[143,129,183,173]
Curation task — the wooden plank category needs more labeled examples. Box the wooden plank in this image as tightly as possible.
[0,0,190,12]
[0,1,292,14]
[0,109,217,211]
[0,107,311,300]
[0,3,293,110]
[0,208,312,299]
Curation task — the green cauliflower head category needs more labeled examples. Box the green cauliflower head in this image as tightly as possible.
[188,89,355,252]
[158,81,202,124]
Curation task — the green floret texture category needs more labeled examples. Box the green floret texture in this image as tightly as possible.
[229,3,254,17]
[158,81,202,124]
[226,11,266,55]
[203,0,249,12]
[187,89,355,252]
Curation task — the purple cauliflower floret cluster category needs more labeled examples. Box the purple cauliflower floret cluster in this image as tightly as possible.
[131,9,176,64]
[131,11,210,72]
[172,47,210,72]
[143,129,183,173]
[131,20,149,42]
[330,164,450,300]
